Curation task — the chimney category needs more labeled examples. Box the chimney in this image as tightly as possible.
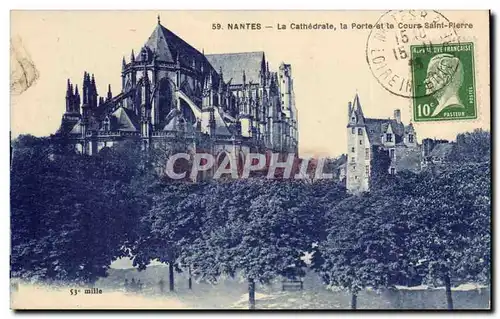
[394,109,401,123]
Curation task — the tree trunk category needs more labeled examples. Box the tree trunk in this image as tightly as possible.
[248,278,256,310]
[169,262,175,292]
[351,293,357,309]
[444,274,453,310]
[188,265,192,290]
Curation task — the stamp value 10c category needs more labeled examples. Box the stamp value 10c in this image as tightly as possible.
[411,42,477,122]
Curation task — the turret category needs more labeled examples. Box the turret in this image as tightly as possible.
[74,85,81,112]
[65,79,72,112]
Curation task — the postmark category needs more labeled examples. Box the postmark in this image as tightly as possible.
[366,10,460,98]
[410,42,477,121]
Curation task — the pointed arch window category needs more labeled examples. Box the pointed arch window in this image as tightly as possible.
[358,128,363,135]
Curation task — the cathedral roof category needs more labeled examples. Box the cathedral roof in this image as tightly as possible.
[111,107,140,131]
[205,52,265,85]
[140,22,208,67]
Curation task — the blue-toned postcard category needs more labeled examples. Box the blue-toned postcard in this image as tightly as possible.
[10,10,491,310]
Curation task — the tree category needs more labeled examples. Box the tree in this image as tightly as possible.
[11,137,148,284]
[402,162,490,309]
[186,179,325,309]
[318,190,411,309]
[131,181,207,291]
[448,129,490,163]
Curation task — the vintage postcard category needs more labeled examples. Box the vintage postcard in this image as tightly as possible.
[10,10,491,310]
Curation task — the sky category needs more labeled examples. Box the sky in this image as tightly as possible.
[10,11,490,157]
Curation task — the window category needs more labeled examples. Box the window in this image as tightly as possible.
[408,134,414,143]
[351,157,355,162]
[390,168,396,175]
[351,147,355,153]
[359,140,363,145]
[358,128,363,135]
[389,149,395,159]
[365,148,370,158]
[355,176,358,179]
[386,133,393,142]
[365,166,370,175]
[351,127,355,134]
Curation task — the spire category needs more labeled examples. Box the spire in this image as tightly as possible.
[82,72,88,105]
[131,49,135,62]
[107,84,112,100]
[65,79,72,112]
[74,84,80,108]
[219,66,224,81]
[122,56,126,69]
[66,79,71,97]
[352,92,365,121]
[242,70,246,84]
[157,14,161,25]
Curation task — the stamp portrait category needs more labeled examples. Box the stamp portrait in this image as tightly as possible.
[410,42,477,121]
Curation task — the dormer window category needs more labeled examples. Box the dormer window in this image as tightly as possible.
[386,133,393,142]
[408,134,414,143]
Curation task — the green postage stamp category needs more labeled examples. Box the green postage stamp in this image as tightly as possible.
[411,42,477,122]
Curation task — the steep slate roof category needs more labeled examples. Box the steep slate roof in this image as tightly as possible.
[365,118,405,145]
[351,93,365,119]
[140,23,212,69]
[205,52,265,85]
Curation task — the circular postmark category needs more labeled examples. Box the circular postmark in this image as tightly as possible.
[366,10,460,98]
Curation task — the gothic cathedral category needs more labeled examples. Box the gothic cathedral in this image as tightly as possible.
[55,16,298,161]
